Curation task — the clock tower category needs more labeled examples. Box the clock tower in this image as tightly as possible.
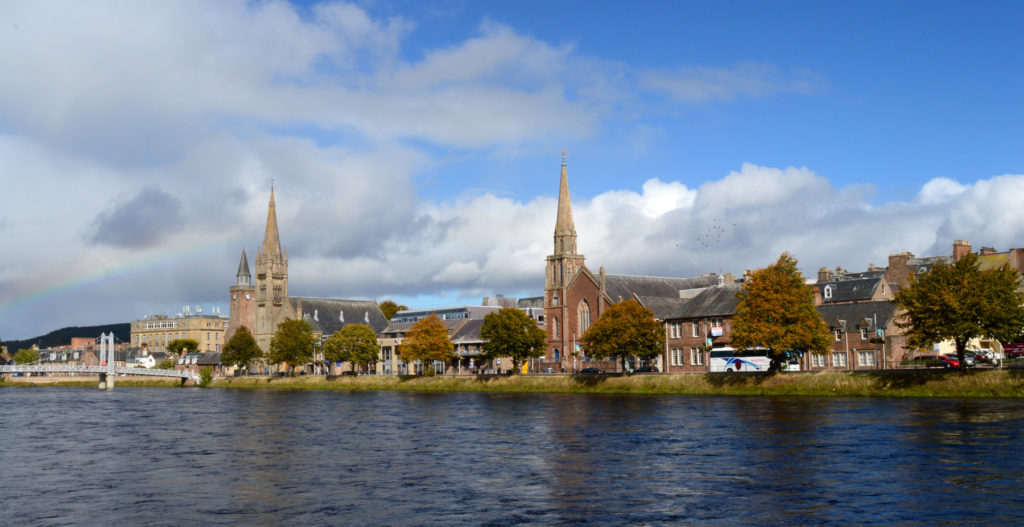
[226,248,256,341]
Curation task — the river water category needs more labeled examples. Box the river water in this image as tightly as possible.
[1,388,1022,525]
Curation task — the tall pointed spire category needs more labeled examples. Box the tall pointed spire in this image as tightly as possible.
[554,150,576,237]
[261,186,282,259]
[236,249,251,286]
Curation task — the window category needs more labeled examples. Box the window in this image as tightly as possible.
[860,328,868,340]
[811,353,827,367]
[578,300,591,335]
[692,322,700,338]
[690,348,704,366]
[881,284,887,295]
[858,351,875,367]
[833,352,848,367]
[834,329,842,341]
[671,348,684,366]
[553,316,559,339]
[824,286,833,300]
[669,322,681,339]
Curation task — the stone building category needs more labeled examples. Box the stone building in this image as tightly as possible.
[130,310,229,353]
[227,188,388,359]
[540,153,738,373]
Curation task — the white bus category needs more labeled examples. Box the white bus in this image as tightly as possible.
[709,347,771,373]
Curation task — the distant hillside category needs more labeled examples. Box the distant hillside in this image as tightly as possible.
[1,323,131,351]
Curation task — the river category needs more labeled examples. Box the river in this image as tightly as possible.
[1,388,1022,525]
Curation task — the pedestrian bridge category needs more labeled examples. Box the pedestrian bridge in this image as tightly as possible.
[0,364,197,381]
[1,333,200,388]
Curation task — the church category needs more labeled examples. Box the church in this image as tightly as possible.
[226,188,388,352]
[541,153,735,372]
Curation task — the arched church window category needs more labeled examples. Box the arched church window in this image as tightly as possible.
[553,316,559,339]
[578,300,591,335]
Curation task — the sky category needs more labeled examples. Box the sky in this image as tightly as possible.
[2,1,1024,339]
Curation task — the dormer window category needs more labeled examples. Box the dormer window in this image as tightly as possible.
[823,286,833,300]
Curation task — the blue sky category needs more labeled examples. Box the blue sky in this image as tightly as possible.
[1,1,1023,339]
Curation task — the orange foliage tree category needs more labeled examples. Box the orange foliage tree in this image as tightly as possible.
[398,314,455,375]
[580,299,665,373]
[731,253,832,371]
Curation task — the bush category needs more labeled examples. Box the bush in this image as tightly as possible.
[156,359,176,370]
[199,366,214,387]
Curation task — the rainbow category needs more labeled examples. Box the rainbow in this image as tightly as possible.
[0,240,229,321]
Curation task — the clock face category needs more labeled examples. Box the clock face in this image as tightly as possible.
[245,293,251,300]
[232,294,237,300]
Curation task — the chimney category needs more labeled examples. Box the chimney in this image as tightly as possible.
[886,252,913,287]
[953,239,972,261]
[817,267,831,283]
[979,246,997,256]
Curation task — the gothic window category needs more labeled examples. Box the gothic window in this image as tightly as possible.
[553,316,559,339]
[578,299,591,335]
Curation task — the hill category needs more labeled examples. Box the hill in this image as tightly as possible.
[1,323,131,352]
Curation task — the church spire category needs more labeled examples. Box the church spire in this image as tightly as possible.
[261,186,282,260]
[236,249,251,286]
[555,150,576,236]
[553,151,577,255]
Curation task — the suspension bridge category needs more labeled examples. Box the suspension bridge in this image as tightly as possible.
[0,333,199,388]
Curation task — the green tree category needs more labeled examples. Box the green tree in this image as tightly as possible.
[324,323,380,373]
[13,348,39,364]
[580,299,665,373]
[156,359,176,370]
[379,300,408,320]
[268,319,316,376]
[398,314,454,375]
[221,326,262,374]
[893,252,1024,369]
[731,253,832,371]
[479,307,546,374]
[167,338,199,355]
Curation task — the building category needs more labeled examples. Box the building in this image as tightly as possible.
[130,310,229,353]
[227,188,388,361]
[659,282,743,373]
[540,153,740,373]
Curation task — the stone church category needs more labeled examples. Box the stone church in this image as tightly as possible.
[542,153,732,372]
[226,188,388,352]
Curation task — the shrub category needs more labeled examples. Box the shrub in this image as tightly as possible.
[199,366,214,387]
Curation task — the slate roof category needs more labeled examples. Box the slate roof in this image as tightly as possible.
[292,297,388,335]
[197,352,222,366]
[817,301,896,330]
[604,274,720,302]
[818,277,881,304]
[450,318,485,344]
[674,284,743,318]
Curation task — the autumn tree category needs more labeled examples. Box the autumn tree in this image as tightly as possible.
[731,253,832,371]
[268,319,316,376]
[398,314,454,375]
[221,326,262,374]
[379,300,408,320]
[167,338,199,355]
[580,299,665,373]
[324,323,380,373]
[893,252,1024,369]
[479,307,547,374]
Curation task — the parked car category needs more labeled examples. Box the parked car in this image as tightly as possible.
[969,350,991,363]
[634,366,659,373]
[913,354,960,369]
[579,367,603,374]
[957,352,977,368]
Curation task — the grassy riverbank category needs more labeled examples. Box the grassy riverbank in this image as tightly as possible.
[212,369,1024,398]
[5,369,1022,397]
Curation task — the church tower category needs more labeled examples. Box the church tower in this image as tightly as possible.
[253,187,294,351]
[226,249,255,342]
[545,152,586,369]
